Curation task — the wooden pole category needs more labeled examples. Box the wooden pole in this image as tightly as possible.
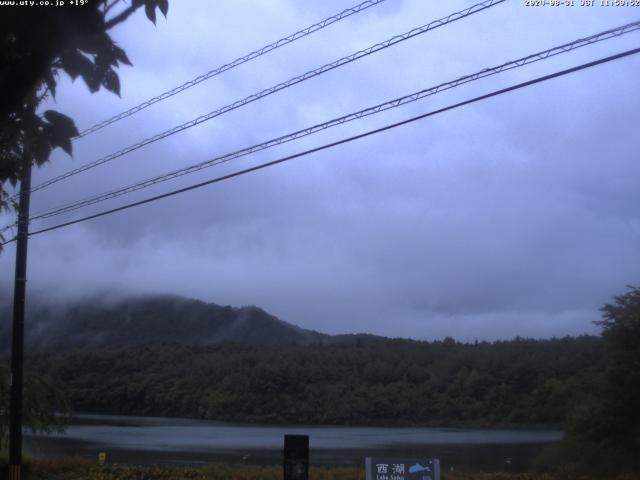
[9,154,32,480]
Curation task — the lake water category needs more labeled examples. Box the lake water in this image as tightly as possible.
[26,414,562,472]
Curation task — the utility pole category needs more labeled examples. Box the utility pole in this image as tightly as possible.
[8,154,32,480]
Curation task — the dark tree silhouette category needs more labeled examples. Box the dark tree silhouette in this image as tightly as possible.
[538,286,640,475]
[0,361,70,452]
[595,286,640,455]
[0,0,169,246]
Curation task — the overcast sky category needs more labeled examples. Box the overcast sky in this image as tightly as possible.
[1,0,639,341]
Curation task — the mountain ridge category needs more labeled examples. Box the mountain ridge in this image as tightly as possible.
[0,292,379,352]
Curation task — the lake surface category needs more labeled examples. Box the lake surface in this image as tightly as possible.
[26,414,562,472]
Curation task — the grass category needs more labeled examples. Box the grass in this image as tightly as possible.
[1,457,639,479]
[5,458,360,480]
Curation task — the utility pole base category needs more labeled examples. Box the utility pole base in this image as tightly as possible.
[9,463,21,480]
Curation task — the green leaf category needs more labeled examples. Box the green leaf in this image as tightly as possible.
[82,69,102,93]
[32,136,52,165]
[43,110,79,138]
[95,52,114,69]
[50,132,73,156]
[101,69,121,97]
[112,45,132,66]
[77,32,112,56]
[60,50,94,82]
[44,72,57,98]
[44,110,79,155]
[145,2,156,24]
[90,35,122,69]
[158,0,168,17]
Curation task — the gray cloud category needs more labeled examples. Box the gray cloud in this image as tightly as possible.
[1,0,639,340]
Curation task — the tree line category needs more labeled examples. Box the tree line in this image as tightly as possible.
[21,335,603,427]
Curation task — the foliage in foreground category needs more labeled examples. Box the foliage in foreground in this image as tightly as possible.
[6,458,353,480]
[0,0,170,222]
[0,363,70,452]
[534,286,640,477]
[4,457,640,480]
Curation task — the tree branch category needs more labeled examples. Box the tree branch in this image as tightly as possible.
[104,0,123,16]
[104,4,139,30]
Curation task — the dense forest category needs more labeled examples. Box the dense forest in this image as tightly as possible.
[24,335,603,427]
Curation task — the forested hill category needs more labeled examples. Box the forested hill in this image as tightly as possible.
[0,292,608,428]
[28,336,603,427]
[0,293,338,351]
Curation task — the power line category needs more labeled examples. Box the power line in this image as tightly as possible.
[77,0,389,138]
[2,46,635,246]
[25,0,505,197]
[28,20,640,222]
[0,223,16,234]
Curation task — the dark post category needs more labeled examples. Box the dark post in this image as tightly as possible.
[9,155,32,480]
[283,434,309,480]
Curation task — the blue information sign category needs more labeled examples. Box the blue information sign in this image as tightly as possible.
[365,458,440,480]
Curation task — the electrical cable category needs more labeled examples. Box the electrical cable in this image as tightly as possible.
[77,0,389,138]
[28,20,640,221]
[24,0,505,197]
[0,46,634,246]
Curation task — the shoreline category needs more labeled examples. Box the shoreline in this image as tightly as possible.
[69,411,564,431]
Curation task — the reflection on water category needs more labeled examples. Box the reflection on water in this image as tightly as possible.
[26,414,562,472]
